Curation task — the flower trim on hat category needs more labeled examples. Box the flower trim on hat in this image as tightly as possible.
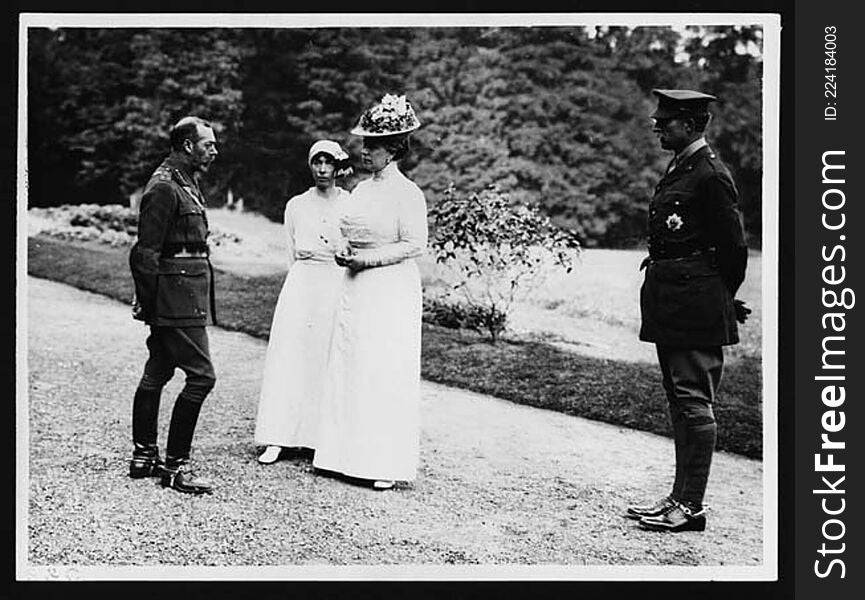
[356,94,420,135]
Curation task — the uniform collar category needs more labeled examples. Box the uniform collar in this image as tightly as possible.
[162,154,206,210]
[675,137,708,165]
[164,154,197,186]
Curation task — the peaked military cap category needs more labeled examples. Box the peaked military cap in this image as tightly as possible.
[651,89,718,119]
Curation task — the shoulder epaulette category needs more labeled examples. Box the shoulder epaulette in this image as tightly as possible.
[693,149,724,175]
[151,167,173,183]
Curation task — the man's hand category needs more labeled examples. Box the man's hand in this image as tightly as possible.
[131,297,147,322]
[733,299,752,324]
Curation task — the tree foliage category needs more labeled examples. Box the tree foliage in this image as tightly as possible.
[27,25,765,247]
[28,28,245,206]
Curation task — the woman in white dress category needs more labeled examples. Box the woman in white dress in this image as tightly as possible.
[312,94,428,489]
[254,140,352,464]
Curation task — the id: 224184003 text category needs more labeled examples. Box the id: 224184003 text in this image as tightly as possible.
[824,26,838,121]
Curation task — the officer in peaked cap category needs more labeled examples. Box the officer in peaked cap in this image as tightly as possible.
[627,89,751,532]
[651,89,717,120]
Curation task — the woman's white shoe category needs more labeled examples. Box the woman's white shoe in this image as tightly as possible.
[258,446,282,464]
[372,480,395,490]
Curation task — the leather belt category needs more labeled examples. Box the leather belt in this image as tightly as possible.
[641,249,713,270]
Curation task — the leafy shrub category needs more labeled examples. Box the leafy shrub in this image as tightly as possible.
[30,204,138,246]
[67,204,138,233]
[40,225,135,247]
[428,184,582,342]
[30,203,241,248]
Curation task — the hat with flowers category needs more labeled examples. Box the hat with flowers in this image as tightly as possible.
[351,93,421,137]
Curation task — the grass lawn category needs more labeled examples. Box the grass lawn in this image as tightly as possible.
[27,235,763,459]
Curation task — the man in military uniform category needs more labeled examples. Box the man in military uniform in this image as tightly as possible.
[627,90,750,531]
[128,116,219,494]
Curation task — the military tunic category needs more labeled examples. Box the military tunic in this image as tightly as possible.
[639,145,747,347]
[129,156,217,327]
[129,154,218,467]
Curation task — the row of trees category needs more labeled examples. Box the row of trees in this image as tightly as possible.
[27,25,764,247]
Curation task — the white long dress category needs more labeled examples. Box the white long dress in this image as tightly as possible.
[312,162,428,482]
[254,186,349,449]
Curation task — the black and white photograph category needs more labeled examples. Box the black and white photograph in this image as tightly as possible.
[14,7,791,589]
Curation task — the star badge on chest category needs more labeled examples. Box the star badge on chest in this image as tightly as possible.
[666,213,684,232]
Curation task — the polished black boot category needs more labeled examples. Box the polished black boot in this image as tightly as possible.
[626,402,686,520]
[130,388,163,478]
[162,393,211,494]
[639,500,707,532]
[626,495,676,520]
[129,443,165,478]
[161,459,213,495]
[640,423,715,533]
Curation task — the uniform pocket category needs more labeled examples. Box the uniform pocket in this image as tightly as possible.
[177,190,204,216]
[645,258,730,330]
[176,194,209,245]
[155,258,210,319]
[654,275,727,329]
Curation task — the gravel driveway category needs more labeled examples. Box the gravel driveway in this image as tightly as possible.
[22,276,770,581]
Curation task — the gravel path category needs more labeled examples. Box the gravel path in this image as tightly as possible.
[23,276,770,580]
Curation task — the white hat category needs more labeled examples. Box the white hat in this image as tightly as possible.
[308,140,349,164]
[350,94,421,137]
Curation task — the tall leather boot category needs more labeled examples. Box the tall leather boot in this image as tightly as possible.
[625,403,684,520]
[639,422,714,533]
[129,388,164,478]
[165,392,203,463]
[162,395,212,494]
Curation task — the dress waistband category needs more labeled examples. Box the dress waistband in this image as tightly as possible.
[170,251,209,258]
[295,253,341,265]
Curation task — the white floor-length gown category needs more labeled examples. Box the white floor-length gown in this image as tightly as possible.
[254,186,349,449]
[313,161,427,481]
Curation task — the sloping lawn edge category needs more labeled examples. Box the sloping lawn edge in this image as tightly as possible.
[27,236,762,459]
